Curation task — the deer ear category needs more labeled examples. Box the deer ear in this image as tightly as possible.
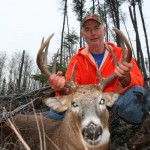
[42,96,70,112]
[103,92,120,107]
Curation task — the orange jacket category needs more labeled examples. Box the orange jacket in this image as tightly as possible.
[65,42,144,93]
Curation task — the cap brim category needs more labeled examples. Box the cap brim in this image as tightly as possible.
[82,19,101,26]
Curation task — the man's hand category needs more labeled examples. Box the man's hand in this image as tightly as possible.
[48,71,69,95]
[114,61,133,87]
[114,61,132,78]
[48,71,65,90]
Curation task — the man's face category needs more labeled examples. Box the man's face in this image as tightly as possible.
[81,20,105,47]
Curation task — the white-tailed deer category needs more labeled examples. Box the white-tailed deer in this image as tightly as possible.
[0,28,132,150]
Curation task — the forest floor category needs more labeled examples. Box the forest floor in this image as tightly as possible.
[0,87,150,150]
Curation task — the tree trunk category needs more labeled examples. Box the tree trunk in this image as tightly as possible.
[138,1,150,78]
[120,12,136,60]
[113,0,120,46]
[72,0,86,47]
[105,0,121,46]
[60,0,67,66]
[92,0,95,13]
[80,0,84,47]
[0,52,6,87]
[17,50,25,90]
[129,4,147,86]
[66,13,71,59]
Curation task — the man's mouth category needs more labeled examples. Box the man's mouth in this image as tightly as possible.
[91,38,98,41]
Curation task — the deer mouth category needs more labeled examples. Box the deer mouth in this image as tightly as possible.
[82,123,102,146]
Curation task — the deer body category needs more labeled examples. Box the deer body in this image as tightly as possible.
[1,28,131,150]
[1,85,117,150]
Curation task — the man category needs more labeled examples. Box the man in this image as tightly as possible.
[48,13,149,124]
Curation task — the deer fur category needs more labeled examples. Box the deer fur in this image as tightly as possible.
[1,85,119,150]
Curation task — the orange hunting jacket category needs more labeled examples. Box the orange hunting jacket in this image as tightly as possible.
[65,42,144,93]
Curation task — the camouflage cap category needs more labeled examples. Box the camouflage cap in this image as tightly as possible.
[81,13,103,27]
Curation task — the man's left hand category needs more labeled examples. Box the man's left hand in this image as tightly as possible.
[114,61,132,78]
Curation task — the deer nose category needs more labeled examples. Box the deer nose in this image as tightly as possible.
[82,122,102,140]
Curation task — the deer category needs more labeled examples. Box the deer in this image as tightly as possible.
[0,28,132,150]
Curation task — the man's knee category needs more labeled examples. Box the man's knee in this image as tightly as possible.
[48,109,66,120]
[112,86,149,124]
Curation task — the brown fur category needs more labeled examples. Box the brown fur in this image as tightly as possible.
[1,85,119,150]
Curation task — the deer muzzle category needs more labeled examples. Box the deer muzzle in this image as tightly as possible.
[82,122,102,146]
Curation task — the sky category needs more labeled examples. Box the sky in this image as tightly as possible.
[0,0,150,64]
[0,0,79,61]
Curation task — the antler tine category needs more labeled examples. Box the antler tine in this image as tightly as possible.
[41,37,44,46]
[37,33,54,77]
[52,49,60,74]
[97,28,132,91]
[105,43,118,66]
[113,27,132,62]
[96,66,106,91]
[65,61,78,92]
[97,66,117,91]
[120,39,126,62]
[43,37,51,67]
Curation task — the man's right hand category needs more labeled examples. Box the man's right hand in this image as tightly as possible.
[48,71,66,90]
[48,71,69,95]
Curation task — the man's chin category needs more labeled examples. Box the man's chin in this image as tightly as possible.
[90,42,100,46]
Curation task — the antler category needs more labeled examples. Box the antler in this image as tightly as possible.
[97,27,132,91]
[37,34,54,77]
[36,34,77,92]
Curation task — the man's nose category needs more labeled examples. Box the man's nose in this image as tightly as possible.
[91,29,96,35]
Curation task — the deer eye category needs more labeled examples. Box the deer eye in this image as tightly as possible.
[99,98,105,105]
[72,101,78,107]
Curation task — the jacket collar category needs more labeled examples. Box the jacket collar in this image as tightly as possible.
[77,42,116,69]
